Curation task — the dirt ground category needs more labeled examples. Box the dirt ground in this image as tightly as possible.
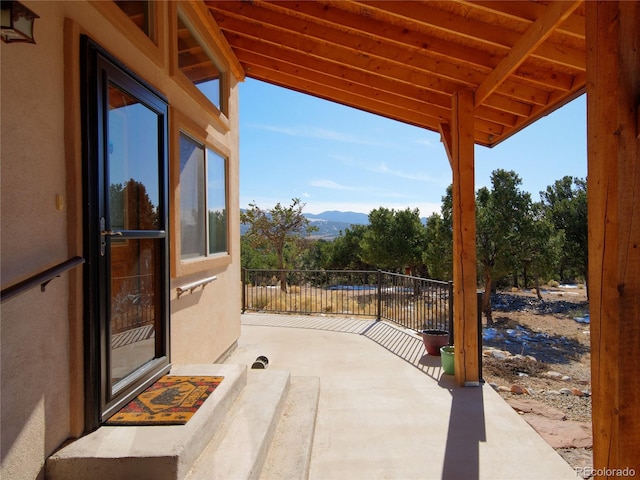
[480,286,592,476]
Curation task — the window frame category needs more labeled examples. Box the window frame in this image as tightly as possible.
[170,3,230,129]
[170,109,232,279]
[90,1,165,68]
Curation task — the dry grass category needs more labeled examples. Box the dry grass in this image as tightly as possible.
[244,285,450,329]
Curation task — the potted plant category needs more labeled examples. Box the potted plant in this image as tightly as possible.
[440,346,455,374]
[420,329,449,355]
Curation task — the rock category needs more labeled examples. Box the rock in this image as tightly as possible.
[506,398,566,420]
[547,390,562,395]
[498,385,511,392]
[559,388,573,395]
[571,388,586,397]
[489,382,499,390]
[491,350,509,360]
[523,415,592,448]
[543,371,563,379]
[561,375,572,382]
[511,384,528,394]
[525,355,537,362]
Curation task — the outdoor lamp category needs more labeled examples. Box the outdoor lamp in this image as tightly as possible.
[1,1,39,44]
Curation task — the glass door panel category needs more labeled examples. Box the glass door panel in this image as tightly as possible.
[107,83,163,392]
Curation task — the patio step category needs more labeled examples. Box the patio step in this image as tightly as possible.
[46,364,248,480]
[184,369,290,480]
[46,365,320,480]
[259,376,320,480]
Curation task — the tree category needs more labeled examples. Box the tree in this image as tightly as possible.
[540,177,588,287]
[240,198,317,292]
[360,207,426,273]
[240,235,278,270]
[423,213,452,280]
[476,170,532,323]
[516,202,562,299]
[423,186,453,280]
[325,224,371,270]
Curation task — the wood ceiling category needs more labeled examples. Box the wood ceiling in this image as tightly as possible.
[205,0,586,148]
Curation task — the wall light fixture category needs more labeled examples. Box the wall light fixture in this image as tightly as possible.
[1,1,39,44]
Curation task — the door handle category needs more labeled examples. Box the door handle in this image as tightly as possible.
[99,230,122,256]
[99,217,122,256]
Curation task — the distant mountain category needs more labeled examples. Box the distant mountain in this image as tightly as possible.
[304,211,369,225]
[240,209,431,239]
[240,209,369,240]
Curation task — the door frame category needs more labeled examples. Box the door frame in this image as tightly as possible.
[81,37,171,432]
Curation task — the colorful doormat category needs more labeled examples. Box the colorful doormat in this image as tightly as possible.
[105,375,224,426]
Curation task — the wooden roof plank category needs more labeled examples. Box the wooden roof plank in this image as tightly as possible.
[475,0,582,107]
[466,1,585,40]
[357,0,585,70]
[204,0,586,147]
[210,4,554,107]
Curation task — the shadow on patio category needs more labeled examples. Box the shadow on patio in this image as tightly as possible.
[227,313,576,479]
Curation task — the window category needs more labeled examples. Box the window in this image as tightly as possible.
[177,11,225,113]
[114,1,155,40]
[179,133,228,260]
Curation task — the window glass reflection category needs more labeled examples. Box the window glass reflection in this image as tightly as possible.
[108,83,160,230]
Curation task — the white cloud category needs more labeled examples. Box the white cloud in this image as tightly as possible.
[247,123,391,147]
[370,162,449,184]
[310,179,358,190]
[414,137,437,147]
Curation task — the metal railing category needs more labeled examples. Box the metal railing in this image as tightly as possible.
[1,256,85,304]
[242,269,453,333]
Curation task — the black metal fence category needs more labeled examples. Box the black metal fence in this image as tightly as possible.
[242,269,453,333]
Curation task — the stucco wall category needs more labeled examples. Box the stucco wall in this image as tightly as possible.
[1,2,242,479]
[1,3,72,479]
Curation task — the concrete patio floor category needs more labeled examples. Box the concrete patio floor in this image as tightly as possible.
[226,313,578,480]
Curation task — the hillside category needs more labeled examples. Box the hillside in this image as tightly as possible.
[240,210,369,240]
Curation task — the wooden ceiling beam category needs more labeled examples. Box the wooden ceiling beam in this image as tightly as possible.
[439,122,453,168]
[229,29,519,130]
[467,1,585,40]
[211,11,469,97]
[475,0,582,107]
[241,46,514,131]
[356,0,585,70]
[268,0,498,69]
[262,0,575,92]
[235,49,451,121]
[210,5,553,107]
[227,33,451,109]
[210,0,476,89]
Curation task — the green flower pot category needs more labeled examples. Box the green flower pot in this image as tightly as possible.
[440,346,454,375]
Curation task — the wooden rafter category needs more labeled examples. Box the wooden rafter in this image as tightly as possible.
[475,0,582,107]
[206,0,586,147]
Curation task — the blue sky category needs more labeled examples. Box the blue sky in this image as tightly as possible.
[239,78,587,218]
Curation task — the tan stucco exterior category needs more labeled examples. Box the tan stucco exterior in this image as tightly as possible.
[1,2,242,479]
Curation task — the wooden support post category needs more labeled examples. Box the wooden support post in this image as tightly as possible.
[586,1,640,474]
[448,90,479,386]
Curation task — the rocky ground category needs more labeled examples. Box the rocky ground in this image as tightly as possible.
[480,286,593,477]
